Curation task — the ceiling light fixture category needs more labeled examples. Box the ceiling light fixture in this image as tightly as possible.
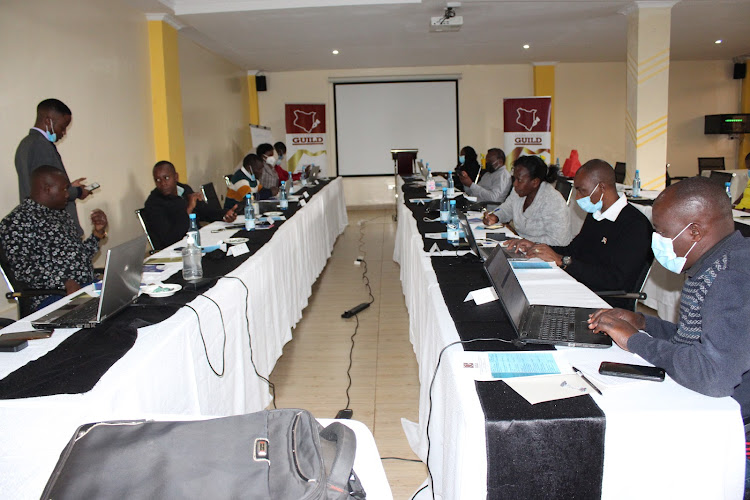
[332,49,339,55]
[523,44,530,49]
[715,39,722,44]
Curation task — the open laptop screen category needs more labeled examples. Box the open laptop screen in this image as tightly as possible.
[483,246,530,331]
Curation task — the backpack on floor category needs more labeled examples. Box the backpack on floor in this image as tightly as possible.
[41,409,366,500]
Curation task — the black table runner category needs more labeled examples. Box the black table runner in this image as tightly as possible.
[401,180,605,499]
[0,180,331,399]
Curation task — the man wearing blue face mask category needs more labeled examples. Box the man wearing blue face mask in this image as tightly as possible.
[15,99,92,236]
[589,176,750,423]
[509,159,652,308]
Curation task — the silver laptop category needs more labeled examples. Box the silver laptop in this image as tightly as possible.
[32,235,147,329]
[483,246,611,348]
[459,212,527,261]
[417,160,428,179]
[307,165,321,183]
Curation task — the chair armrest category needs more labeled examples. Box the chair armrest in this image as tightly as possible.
[595,290,647,300]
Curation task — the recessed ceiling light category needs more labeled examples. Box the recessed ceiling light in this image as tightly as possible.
[523,44,530,49]
[332,49,339,55]
[715,39,722,44]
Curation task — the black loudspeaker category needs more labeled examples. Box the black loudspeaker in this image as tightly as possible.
[255,75,267,91]
[734,63,746,80]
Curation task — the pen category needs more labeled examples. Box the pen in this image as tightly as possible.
[572,366,603,396]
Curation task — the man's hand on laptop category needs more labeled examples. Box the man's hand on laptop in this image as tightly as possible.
[506,238,534,253]
[527,244,561,265]
[91,209,108,239]
[587,308,645,350]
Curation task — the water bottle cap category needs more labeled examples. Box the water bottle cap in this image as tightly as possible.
[450,200,456,205]
[726,182,731,187]
[189,213,196,219]
[245,194,251,199]
[443,187,447,192]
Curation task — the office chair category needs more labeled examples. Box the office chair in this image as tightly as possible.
[200,182,222,211]
[665,163,689,186]
[0,241,66,318]
[614,162,626,184]
[555,178,574,205]
[595,259,653,312]
[698,157,725,174]
[134,209,157,255]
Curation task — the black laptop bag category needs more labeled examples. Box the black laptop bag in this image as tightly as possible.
[41,409,366,500]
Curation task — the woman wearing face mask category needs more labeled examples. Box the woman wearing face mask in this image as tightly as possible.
[482,155,572,246]
[453,146,481,191]
[256,143,281,190]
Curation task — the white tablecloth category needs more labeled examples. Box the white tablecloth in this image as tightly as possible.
[0,178,348,499]
[394,177,744,499]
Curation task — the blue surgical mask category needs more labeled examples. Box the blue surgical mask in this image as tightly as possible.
[44,119,57,143]
[651,223,697,274]
[459,155,465,165]
[576,184,603,214]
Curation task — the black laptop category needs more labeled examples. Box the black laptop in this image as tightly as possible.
[483,246,611,348]
[32,235,147,329]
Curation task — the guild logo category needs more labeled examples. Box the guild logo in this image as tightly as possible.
[516,108,540,131]
[514,137,542,145]
[293,110,321,133]
[292,136,324,144]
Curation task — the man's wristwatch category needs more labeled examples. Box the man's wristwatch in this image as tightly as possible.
[561,255,572,270]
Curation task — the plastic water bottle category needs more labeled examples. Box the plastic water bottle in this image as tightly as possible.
[300,168,307,187]
[279,181,289,210]
[244,194,255,230]
[187,213,201,247]
[425,162,430,180]
[725,182,732,199]
[632,170,641,198]
[447,200,460,246]
[426,168,436,192]
[440,188,450,223]
[447,171,455,196]
[182,233,203,280]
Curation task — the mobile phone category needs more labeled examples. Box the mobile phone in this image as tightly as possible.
[0,339,28,352]
[86,182,100,192]
[0,329,53,342]
[599,362,665,382]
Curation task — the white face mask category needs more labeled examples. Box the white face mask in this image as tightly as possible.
[265,155,276,166]
[651,223,697,274]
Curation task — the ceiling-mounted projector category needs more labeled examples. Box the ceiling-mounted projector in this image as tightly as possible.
[430,5,462,32]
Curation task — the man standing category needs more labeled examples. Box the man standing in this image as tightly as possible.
[509,160,652,308]
[0,166,108,312]
[143,161,237,250]
[458,148,512,203]
[15,99,91,235]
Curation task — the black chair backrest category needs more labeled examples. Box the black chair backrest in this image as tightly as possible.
[698,157,725,173]
[396,152,418,176]
[200,182,222,212]
[709,170,734,187]
[555,178,573,205]
[614,162,626,184]
[134,209,156,255]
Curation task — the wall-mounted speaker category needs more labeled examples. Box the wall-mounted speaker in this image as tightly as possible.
[255,75,267,91]
[733,63,746,80]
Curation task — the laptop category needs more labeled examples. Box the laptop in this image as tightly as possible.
[307,165,321,183]
[459,212,491,261]
[32,235,147,329]
[483,246,611,348]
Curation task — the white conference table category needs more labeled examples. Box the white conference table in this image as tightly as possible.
[0,178,378,498]
[394,178,744,499]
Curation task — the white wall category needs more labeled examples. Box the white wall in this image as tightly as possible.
[179,36,251,203]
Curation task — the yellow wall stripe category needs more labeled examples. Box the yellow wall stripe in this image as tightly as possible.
[639,55,669,75]
[147,20,187,181]
[637,122,667,140]
[638,65,669,85]
[637,128,668,148]
[637,114,668,132]
[533,64,555,161]
[642,174,665,190]
[637,47,670,67]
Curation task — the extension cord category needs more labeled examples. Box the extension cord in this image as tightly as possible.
[341,302,370,318]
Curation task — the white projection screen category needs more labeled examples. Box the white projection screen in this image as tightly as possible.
[334,80,459,176]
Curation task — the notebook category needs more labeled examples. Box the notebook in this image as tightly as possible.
[32,235,147,330]
[483,246,611,348]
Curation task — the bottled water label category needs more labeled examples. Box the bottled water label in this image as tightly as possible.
[447,224,459,244]
[280,199,289,210]
[426,178,436,192]
[245,217,255,230]
[440,210,449,223]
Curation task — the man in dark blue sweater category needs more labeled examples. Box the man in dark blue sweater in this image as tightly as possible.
[589,176,750,415]
[509,159,653,308]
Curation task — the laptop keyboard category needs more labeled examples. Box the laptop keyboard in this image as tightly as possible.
[538,306,576,342]
[57,299,100,325]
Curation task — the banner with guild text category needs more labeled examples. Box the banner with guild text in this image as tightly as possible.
[503,97,552,168]
[285,104,328,176]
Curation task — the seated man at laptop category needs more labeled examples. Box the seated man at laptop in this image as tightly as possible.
[224,154,277,209]
[0,166,108,311]
[508,159,652,308]
[458,148,512,203]
[143,160,238,250]
[588,177,750,486]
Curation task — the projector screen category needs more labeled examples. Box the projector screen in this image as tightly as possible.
[334,80,459,176]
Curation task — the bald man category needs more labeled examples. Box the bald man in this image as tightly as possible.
[509,159,653,307]
[0,166,108,313]
[15,99,92,236]
[590,176,750,415]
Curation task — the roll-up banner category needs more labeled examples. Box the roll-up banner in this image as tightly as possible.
[503,97,552,167]
[285,104,328,176]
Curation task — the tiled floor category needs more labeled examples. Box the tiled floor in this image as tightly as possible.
[269,208,426,499]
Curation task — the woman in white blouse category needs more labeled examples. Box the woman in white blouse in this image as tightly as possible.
[482,155,571,246]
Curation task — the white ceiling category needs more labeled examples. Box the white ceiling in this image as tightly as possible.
[124,0,750,72]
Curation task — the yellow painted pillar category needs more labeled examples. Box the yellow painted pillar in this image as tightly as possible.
[146,14,187,181]
[740,67,750,166]
[533,63,556,162]
[247,71,260,127]
[624,2,677,191]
